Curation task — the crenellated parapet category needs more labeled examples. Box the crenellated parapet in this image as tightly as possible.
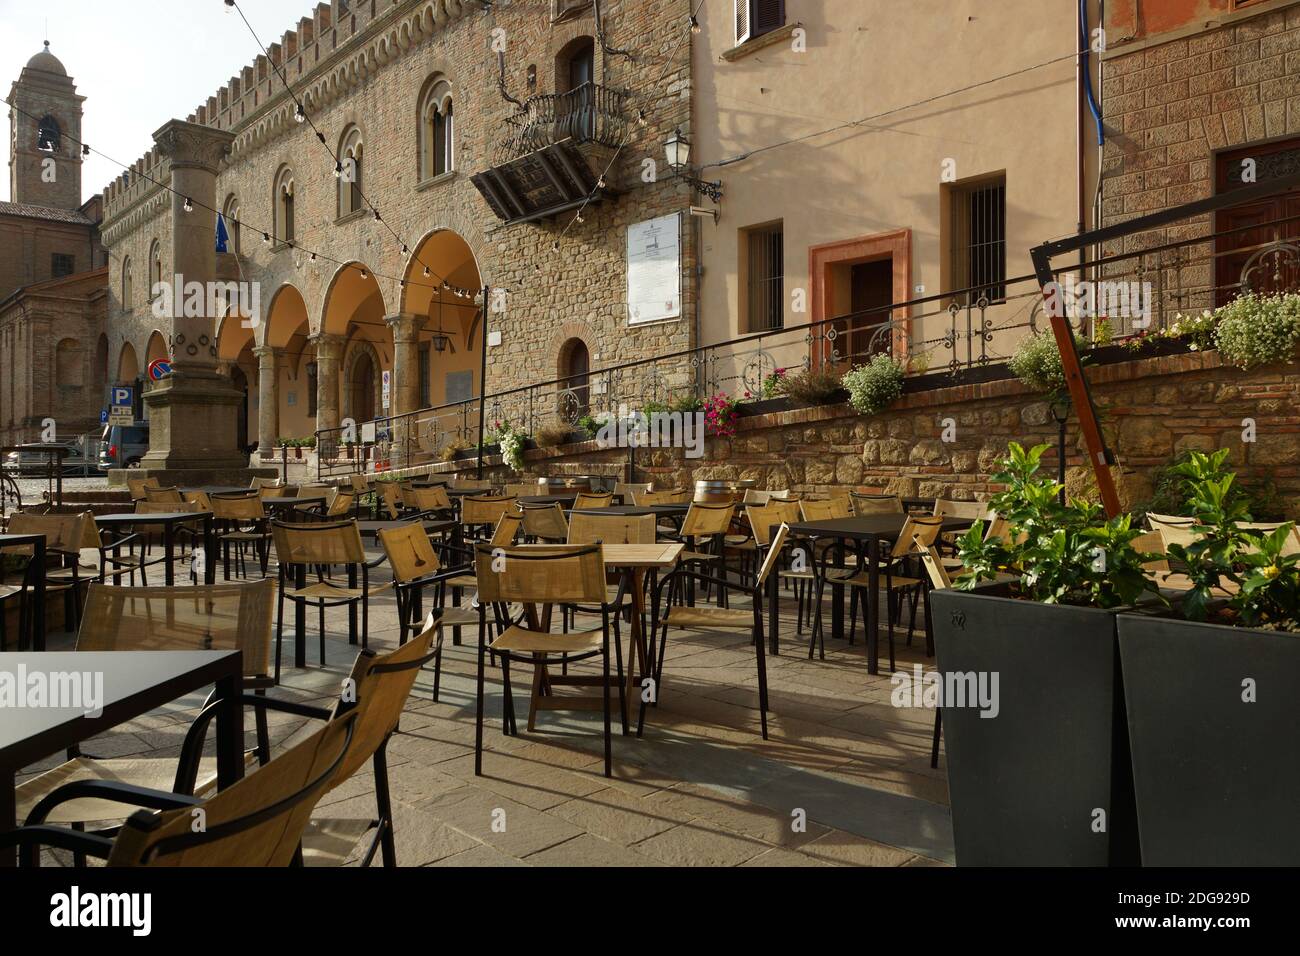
[101,1,476,227]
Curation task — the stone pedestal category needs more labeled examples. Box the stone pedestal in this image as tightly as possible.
[139,119,252,477]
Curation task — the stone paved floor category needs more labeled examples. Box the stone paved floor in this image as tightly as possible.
[22,551,953,867]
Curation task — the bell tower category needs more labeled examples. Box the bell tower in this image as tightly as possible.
[7,42,84,210]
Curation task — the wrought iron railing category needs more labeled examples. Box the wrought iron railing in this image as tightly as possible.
[315,212,1300,481]
[494,81,629,165]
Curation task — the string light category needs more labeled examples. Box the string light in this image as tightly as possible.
[183,197,194,213]
[690,15,701,34]
[334,162,343,178]
[359,268,368,279]
[423,266,430,278]
[262,232,270,245]
[81,144,90,157]
[294,103,306,124]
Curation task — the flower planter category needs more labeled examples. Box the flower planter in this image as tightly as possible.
[735,396,794,417]
[1117,613,1300,866]
[455,444,498,461]
[929,587,1139,866]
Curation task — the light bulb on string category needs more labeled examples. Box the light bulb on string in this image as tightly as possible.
[423,266,430,278]
[690,15,701,34]
[294,103,306,124]
[183,197,194,213]
[359,268,368,279]
[262,232,271,245]
[334,162,343,178]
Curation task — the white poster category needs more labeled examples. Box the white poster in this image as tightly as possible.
[627,212,682,325]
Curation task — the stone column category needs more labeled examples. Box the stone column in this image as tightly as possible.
[311,333,345,433]
[386,313,424,416]
[254,345,279,458]
[139,119,249,475]
[386,313,424,465]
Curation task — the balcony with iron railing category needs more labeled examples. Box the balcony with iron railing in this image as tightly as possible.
[493,81,629,167]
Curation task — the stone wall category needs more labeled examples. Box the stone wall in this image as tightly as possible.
[447,349,1300,514]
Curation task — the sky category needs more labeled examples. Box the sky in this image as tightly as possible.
[1,0,314,203]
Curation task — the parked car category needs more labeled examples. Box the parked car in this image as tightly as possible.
[98,422,150,470]
[3,438,103,476]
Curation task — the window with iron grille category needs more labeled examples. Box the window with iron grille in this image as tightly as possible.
[949,176,1006,303]
[745,222,784,331]
[51,253,75,278]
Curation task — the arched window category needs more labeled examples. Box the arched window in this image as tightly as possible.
[338,127,364,217]
[121,256,133,309]
[559,337,590,419]
[555,38,597,138]
[418,77,454,181]
[222,194,241,256]
[148,239,162,296]
[36,115,60,152]
[274,167,295,243]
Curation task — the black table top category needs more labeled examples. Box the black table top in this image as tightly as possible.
[784,515,972,541]
[357,518,457,535]
[182,486,251,496]
[0,533,44,547]
[573,504,688,517]
[261,496,327,508]
[0,650,241,771]
[96,511,210,525]
[445,488,497,497]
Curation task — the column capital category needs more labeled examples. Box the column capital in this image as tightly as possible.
[309,331,346,358]
[152,119,234,174]
[385,312,425,342]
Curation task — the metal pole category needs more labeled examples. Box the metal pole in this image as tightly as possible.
[1058,416,1067,506]
[476,285,490,483]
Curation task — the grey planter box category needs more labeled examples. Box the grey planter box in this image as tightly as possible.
[1117,613,1300,866]
[930,588,1139,866]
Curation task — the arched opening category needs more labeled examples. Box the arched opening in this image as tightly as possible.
[218,309,258,450]
[322,262,388,424]
[121,256,133,310]
[146,331,168,365]
[231,365,250,450]
[222,194,241,256]
[36,115,60,152]
[556,36,596,93]
[117,342,140,382]
[347,348,378,424]
[558,337,590,420]
[148,239,162,296]
[274,166,295,243]
[338,127,364,217]
[264,284,313,441]
[398,230,483,437]
[418,75,454,181]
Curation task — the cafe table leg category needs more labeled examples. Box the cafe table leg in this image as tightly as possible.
[32,537,46,652]
[0,768,14,867]
[164,521,176,586]
[866,536,880,676]
[830,539,845,643]
[203,513,217,584]
[295,563,308,668]
[213,668,245,789]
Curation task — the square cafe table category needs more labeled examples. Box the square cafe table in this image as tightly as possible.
[773,515,972,675]
[509,542,682,728]
[0,649,244,866]
[95,511,217,586]
[0,534,46,651]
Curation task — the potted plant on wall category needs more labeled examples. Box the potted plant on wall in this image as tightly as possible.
[842,354,904,416]
[929,441,1159,866]
[1116,449,1300,865]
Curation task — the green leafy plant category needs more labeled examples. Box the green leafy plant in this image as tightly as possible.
[1162,448,1300,629]
[575,414,602,438]
[776,367,844,405]
[955,442,1159,608]
[841,354,904,416]
[1212,292,1300,370]
[1135,449,1285,521]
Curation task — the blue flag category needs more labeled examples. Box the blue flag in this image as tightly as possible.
[215,213,229,254]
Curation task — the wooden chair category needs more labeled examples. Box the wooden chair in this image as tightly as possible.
[643,524,789,740]
[568,511,656,545]
[747,502,816,637]
[404,484,453,515]
[376,481,403,519]
[850,492,902,516]
[742,488,772,506]
[461,494,518,541]
[259,484,290,500]
[126,476,161,503]
[8,712,357,868]
[13,580,276,832]
[378,526,472,700]
[324,489,356,519]
[250,476,283,492]
[144,486,184,505]
[614,482,652,503]
[671,501,738,605]
[270,519,389,680]
[443,511,523,643]
[502,482,537,499]
[4,511,98,632]
[473,543,626,777]
[183,490,213,512]
[1148,512,1198,553]
[573,492,613,509]
[520,501,569,543]
[211,492,272,578]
